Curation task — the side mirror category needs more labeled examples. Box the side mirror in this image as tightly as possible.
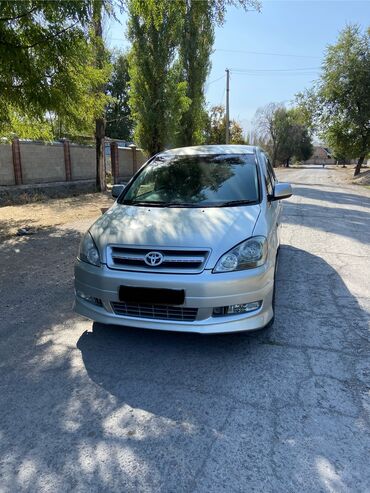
[112,184,125,198]
[272,182,292,201]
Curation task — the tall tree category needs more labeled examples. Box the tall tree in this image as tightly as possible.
[128,0,260,154]
[127,0,190,156]
[91,0,110,192]
[253,103,285,166]
[177,0,260,147]
[177,1,213,146]
[253,104,313,165]
[277,116,313,166]
[105,52,133,141]
[297,25,370,176]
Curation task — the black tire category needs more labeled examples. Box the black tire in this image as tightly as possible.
[262,249,279,330]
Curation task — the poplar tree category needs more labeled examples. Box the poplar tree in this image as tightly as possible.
[128,0,261,154]
[127,0,190,156]
[177,0,261,147]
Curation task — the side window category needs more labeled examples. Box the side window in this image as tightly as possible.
[266,158,276,182]
[261,153,273,196]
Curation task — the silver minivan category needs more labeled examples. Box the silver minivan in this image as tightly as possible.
[74,145,292,333]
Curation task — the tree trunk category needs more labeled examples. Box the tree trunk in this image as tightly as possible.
[93,1,106,192]
[354,155,365,176]
[96,117,106,191]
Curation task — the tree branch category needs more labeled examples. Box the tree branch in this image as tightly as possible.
[0,6,38,22]
[0,20,80,49]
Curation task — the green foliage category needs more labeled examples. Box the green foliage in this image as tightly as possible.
[128,0,260,154]
[276,108,313,165]
[253,103,313,165]
[176,1,214,146]
[1,109,54,141]
[210,0,261,25]
[205,105,246,145]
[127,0,191,155]
[0,0,111,140]
[297,24,370,173]
[105,51,133,141]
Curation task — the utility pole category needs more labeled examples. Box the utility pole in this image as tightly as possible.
[225,68,230,144]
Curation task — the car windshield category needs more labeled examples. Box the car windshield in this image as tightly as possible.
[119,153,259,207]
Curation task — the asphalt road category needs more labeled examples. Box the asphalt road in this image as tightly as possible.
[1,167,370,492]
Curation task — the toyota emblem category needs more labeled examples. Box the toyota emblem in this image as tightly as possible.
[144,251,164,266]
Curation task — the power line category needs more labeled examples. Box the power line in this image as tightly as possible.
[231,71,319,77]
[231,67,320,72]
[214,48,321,58]
[233,73,319,77]
[206,74,225,86]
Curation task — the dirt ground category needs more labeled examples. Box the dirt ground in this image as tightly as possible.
[354,168,370,186]
[0,191,114,240]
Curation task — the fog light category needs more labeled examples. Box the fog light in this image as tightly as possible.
[76,290,102,306]
[213,301,262,317]
[228,301,262,314]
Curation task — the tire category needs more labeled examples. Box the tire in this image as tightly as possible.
[262,249,279,330]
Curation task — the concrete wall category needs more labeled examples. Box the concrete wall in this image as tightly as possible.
[117,147,147,182]
[70,145,95,180]
[136,150,147,168]
[0,140,147,187]
[0,145,14,185]
[20,142,65,184]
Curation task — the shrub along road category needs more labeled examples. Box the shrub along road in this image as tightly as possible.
[0,166,370,492]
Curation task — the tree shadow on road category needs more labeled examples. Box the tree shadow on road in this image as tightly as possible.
[73,245,369,491]
[1,239,370,491]
[292,185,370,208]
[283,186,370,246]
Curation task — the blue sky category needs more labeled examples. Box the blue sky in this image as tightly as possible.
[105,0,370,134]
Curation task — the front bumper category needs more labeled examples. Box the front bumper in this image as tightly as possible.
[74,261,274,334]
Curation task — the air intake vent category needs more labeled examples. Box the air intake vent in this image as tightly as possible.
[111,302,198,321]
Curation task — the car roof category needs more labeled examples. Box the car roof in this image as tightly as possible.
[160,145,258,156]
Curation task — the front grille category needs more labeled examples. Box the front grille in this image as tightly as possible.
[111,302,198,321]
[107,246,210,273]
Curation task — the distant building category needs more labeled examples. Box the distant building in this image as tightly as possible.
[303,146,335,165]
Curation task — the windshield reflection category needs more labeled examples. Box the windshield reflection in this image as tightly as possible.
[120,154,259,207]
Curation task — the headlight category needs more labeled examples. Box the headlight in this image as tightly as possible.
[213,236,267,273]
[79,232,101,267]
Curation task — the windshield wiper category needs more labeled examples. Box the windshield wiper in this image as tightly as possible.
[122,200,172,206]
[122,200,200,207]
[167,203,199,208]
[218,199,256,207]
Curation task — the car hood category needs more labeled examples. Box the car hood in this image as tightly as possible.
[90,203,261,267]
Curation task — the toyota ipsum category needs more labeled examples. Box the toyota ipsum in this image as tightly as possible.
[74,145,292,334]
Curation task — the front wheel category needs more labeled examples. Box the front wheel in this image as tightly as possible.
[263,249,279,330]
